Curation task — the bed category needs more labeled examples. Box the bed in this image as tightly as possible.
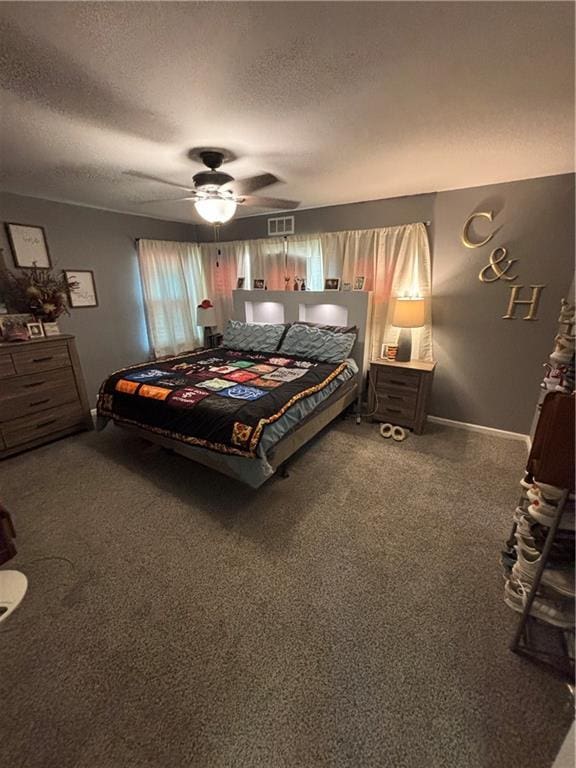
[97,291,372,487]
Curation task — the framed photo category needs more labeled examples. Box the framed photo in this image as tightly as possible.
[236,277,245,289]
[64,270,98,308]
[26,322,45,339]
[253,278,265,290]
[324,278,341,291]
[342,282,352,292]
[5,223,52,269]
[381,342,398,361]
[353,276,366,291]
[42,322,61,337]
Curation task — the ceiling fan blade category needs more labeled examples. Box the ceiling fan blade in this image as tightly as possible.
[224,173,280,196]
[124,170,193,192]
[239,195,300,210]
[138,195,198,204]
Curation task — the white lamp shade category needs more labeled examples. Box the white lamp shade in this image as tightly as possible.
[197,306,217,327]
[194,198,237,224]
[392,297,426,328]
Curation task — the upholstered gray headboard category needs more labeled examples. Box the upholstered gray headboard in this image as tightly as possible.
[232,290,373,381]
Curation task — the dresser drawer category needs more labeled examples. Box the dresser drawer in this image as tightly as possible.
[0,368,78,421]
[11,344,71,375]
[374,402,417,424]
[1,402,85,449]
[0,354,16,379]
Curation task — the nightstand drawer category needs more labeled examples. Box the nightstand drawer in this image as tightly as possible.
[375,389,418,411]
[375,403,417,423]
[375,368,421,393]
[11,343,71,375]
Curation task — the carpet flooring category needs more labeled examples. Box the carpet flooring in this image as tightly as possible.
[0,419,573,768]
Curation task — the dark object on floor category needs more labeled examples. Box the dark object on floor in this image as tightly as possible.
[0,503,16,565]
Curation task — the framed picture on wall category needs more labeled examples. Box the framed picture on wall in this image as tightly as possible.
[353,276,366,291]
[64,270,98,308]
[324,278,341,291]
[253,278,265,290]
[5,223,52,268]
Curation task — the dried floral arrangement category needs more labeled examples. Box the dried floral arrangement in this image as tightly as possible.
[0,265,78,322]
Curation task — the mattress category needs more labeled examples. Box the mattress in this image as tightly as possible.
[97,347,358,485]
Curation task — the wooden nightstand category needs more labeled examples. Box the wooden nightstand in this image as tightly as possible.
[368,359,436,434]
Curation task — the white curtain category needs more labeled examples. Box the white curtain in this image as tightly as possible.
[138,239,207,358]
[248,235,323,290]
[199,241,250,331]
[320,223,432,360]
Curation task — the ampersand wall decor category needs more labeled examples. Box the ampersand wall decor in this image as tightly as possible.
[478,247,518,283]
[461,210,546,320]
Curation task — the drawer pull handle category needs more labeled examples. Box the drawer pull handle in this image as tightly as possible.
[389,379,408,387]
[387,394,403,401]
[36,419,57,429]
[32,356,53,363]
[385,408,402,414]
[24,381,46,388]
[30,399,50,407]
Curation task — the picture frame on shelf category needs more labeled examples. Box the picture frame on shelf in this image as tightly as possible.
[5,223,52,269]
[342,282,352,292]
[253,278,265,290]
[26,322,45,339]
[353,276,366,291]
[236,277,245,289]
[64,270,98,308]
[324,278,341,291]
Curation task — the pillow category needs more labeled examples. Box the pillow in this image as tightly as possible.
[289,321,358,335]
[279,324,357,363]
[223,320,286,353]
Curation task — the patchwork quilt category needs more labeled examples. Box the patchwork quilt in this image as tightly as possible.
[97,348,348,457]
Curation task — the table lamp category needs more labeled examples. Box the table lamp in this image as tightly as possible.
[391,297,426,362]
[197,299,217,347]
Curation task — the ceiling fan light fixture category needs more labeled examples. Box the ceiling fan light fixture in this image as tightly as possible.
[194,197,237,224]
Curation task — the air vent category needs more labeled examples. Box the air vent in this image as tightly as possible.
[267,215,295,236]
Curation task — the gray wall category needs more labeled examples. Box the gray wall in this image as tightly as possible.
[200,174,575,434]
[2,175,574,433]
[432,174,574,433]
[0,192,195,405]
[196,192,435,241]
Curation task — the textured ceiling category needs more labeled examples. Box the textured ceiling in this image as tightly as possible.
[0,2,574,223]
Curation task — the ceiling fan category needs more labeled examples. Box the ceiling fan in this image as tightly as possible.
[131,148,300,224]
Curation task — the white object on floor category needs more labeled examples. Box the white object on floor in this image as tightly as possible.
[0,570,28,623]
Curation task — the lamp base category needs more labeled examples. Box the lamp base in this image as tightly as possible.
[396,328,412,362]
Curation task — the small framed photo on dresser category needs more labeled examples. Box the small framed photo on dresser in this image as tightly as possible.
[253,278,265,290]
[5,223,52,268]
[324,278,341,291]
[65,270,98,308]
[26,322,45,339]
[353,276,366,291]
[236,277,245,289]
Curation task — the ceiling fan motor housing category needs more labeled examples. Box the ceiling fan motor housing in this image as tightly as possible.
[193,169,234,189]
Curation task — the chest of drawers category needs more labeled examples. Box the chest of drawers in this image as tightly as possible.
[0,335,92,458]
[368,358,436,434]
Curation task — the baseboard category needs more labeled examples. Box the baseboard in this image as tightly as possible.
[427,415,530,448]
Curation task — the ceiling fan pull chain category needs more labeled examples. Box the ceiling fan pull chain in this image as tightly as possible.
[213,223,221,267]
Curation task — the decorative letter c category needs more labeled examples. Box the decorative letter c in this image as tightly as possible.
[461,211,495,249]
